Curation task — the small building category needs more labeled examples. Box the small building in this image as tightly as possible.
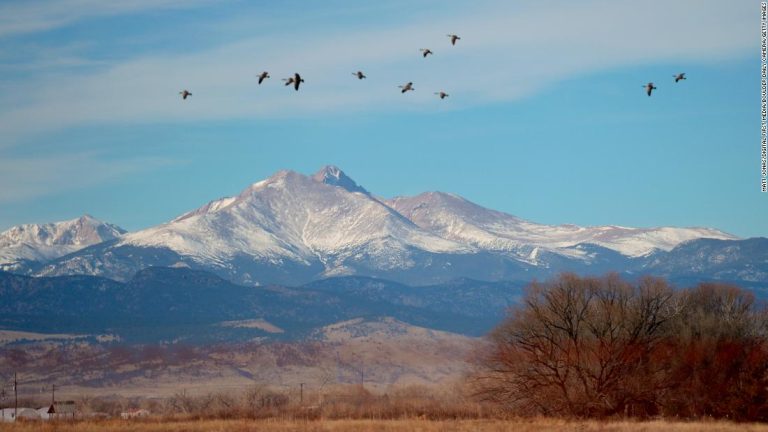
[47,401,76,420]
[1,407,42,422]
[0,409,12,423]
[120,409,150,419]
[36,407,50,420]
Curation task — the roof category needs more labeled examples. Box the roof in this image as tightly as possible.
[49,401,76,414]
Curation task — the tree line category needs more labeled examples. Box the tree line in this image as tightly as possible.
[472,273,768,420]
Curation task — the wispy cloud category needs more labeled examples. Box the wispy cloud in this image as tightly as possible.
[0,152,177,203]
[0,0,213,38]
[0,0,754,146]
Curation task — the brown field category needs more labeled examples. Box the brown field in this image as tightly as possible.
[2,419,768,432]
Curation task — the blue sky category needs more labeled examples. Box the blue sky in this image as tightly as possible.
[0,0,765,237]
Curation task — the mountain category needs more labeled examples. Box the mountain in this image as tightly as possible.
[26,165,760,286]
[0,215,125,273]
[37,167,504,285]
[0,268,522,342]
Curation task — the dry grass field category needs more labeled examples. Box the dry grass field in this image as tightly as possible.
[3,419,768,432]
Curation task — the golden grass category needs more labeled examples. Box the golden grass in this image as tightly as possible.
[2,418,768,432]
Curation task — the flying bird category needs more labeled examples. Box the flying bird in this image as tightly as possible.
[673,73,686,83]
[353,71,366,80]
[257,71,270,84]
[399,82,414,93]
[283,73,304,91]
[447,34,461,45]
[644,82,657,97]
[434,91,449,99]
[420,48,433,58]
[179,90,192,100]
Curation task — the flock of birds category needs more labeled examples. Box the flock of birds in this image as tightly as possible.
[177,34,685,101]
[178,34,463,101]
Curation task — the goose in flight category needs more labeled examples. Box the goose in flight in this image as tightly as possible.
[420,48,433,58]
[434,91,449,99]
[257,71,270,84]
[447,34,461,46]
[644,82,657,97]
[179,90,192,100]
[353,71,366,80]
[283,73,304,91]
[399,82,414,93]
[674,73,686,83]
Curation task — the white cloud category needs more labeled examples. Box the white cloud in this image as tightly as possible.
[0,0,755,146]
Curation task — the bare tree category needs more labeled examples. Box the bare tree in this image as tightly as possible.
[474,273,677,417]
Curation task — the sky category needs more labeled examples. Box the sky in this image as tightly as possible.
[0,0,765,238]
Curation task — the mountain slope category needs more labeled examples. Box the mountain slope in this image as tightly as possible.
[0,215,125,272]
[387,192,736,260]
[639,237,768,283]
[0,268,521,342]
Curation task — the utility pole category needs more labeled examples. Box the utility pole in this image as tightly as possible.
[299,383,304,405]
[14,372,17,420]
[51,384,56,405]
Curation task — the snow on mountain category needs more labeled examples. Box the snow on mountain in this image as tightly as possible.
[118,167,470,277]
[32,166,749,285]
[312,164,369,195]
[387,192,737,260]
[172,196,237,223]
[0,215,125,270]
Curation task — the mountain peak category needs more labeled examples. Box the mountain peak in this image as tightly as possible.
[0,215,126,270]
[314,165,344,180]
[312,165,368,194]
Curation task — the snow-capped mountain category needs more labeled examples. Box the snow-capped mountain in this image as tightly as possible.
[0,215,125,272]
[37,167,479,284]
[387,192,735,261]
[124,168,469,268]
[29,166,755,286]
